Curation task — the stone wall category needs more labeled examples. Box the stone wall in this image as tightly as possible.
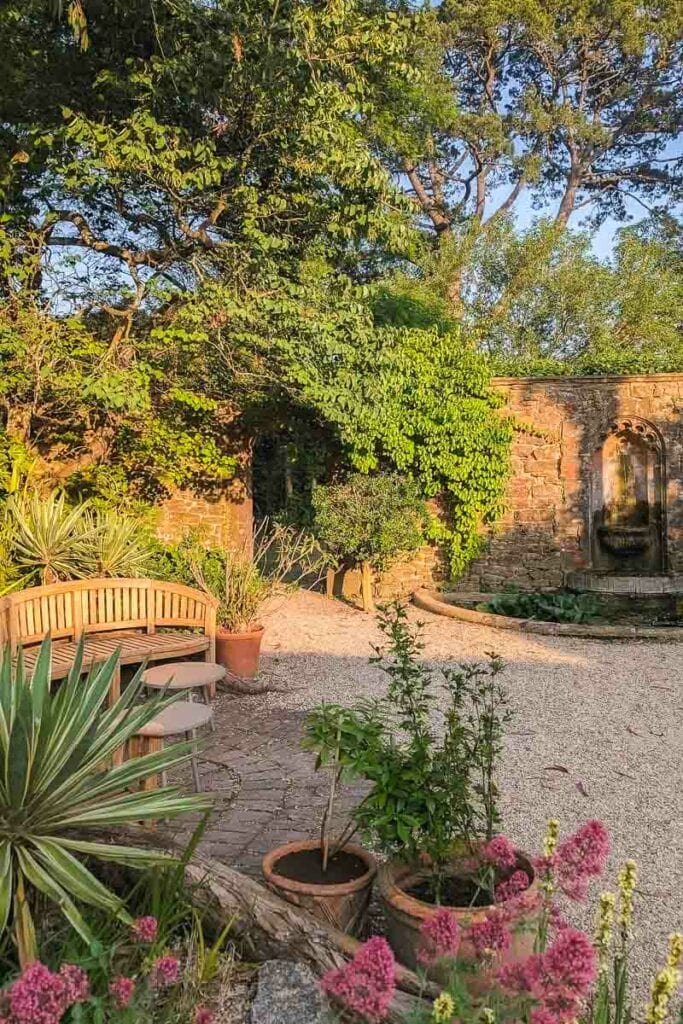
[156,477,253,553]
[388,373,683,596]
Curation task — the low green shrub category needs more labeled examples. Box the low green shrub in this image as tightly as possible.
[480,588,601,623]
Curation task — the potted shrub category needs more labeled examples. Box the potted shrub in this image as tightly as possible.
[261,707,377,935]
[305,603,537,976]
[312,473,427,612]
[189,519,325,679]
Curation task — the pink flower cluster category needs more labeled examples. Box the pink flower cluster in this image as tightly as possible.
[495,869,530,903]
[149,955,180,990]
[322,937,396,1022]
[483,836,517,870]
[0,962,89,1024]
[109,976,136,1010]
[553,820,610,901]
[131,915,158,943]
[194,1008,214,1024]
[417,908,461,966]
[469,908,511,958]
[498,927,597,1022]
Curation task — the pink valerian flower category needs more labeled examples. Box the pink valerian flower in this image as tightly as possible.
[194,1008,215,1024]
[530,1009,557,1024]
[548,904,571,932]
[495,869,530,903]
[58,965,89,1004]
[321,936,396,1022]
[109,976,136,1009]
[417,909,461,966]
[149,955,181,989]
[497,927,596,1023]
[7,962,72,1024]
[131,915,158,943]
[469,909,511,959]
[554,820,609,901]
[483,836,517,871]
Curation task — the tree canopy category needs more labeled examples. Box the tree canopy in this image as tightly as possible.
[0,0,681,577]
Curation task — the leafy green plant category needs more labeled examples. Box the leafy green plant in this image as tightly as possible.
[6,491,94,585]
[0,637,210,966]
[304,604,511,898]
[480,589,601,623]
[312,474,427,611]
[80,509,156,578]
[190,520,325,633]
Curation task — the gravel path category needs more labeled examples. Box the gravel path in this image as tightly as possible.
[254,590,683,1009]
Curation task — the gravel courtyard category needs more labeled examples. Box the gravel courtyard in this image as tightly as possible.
[193,590,683,1011]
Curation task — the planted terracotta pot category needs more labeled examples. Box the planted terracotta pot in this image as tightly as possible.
[262,839,377,936]
[377,852,538,992]
[215,625,265,679]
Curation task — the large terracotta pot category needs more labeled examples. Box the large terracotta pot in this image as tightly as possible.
[262,839,377,936]
[215,625,265,679]
[377,852,538,992]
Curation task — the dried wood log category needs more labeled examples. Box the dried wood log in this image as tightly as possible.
[99,826,432,1021]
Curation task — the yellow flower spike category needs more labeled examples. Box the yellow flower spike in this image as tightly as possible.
[666,933,683,970]
[595,892,615,973]
[646,965,681,1024]
[432,992,456,1024]
[543,818,560,858]
[617,860,638,940]
[480,1009,496,1024]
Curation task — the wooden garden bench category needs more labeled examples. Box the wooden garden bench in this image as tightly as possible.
[0,578,218,704]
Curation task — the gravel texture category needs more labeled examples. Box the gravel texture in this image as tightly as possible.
[255,590,683,1010]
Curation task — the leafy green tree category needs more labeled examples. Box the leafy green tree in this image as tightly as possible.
[374,0,682,309]
[312,473,427,611]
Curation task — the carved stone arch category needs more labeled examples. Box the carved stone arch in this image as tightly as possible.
[590,417,666,573]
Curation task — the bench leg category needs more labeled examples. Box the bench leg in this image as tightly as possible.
[187,730,201,792]
[108,664,121,707]
[202,686,216,731]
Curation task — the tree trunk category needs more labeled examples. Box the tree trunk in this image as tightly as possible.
[360,561,374,613]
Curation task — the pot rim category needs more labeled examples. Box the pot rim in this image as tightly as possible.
[377,850,537,923]
[262,839,377,896]
[216,624,265,639]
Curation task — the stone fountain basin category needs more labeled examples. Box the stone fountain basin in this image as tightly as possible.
[597,524,650,556]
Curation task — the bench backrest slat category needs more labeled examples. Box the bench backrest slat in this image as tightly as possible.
[0,578,217,653]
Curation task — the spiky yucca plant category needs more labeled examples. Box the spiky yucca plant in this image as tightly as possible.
[0,638,211,965]
[81,509,155,578]
[7,491,94,584]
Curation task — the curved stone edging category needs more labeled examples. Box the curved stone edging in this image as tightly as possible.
[412,588,683,641]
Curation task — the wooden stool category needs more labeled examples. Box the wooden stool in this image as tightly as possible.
[136,701,214,792]
[143,662,225,731]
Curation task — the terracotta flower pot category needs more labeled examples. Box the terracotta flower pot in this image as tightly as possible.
[262,839,377,936]
[215,625,265,679]
[377,852,538,992]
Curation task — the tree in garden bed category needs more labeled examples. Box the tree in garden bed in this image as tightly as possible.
[312,474,427,612]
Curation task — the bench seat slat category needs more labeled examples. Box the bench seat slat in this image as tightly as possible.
[20,633,210,680]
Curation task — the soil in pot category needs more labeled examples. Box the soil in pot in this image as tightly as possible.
[262,839,376,937]
[405,874,493,909]
[274,847,369,886]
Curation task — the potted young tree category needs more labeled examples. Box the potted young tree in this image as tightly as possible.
[304,603,537,976]
[190,520,324,680]
[261,707,377,935]
[312,473,427,612]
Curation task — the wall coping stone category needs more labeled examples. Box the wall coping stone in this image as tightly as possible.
[492,372,683,387]
[413,588,683,642]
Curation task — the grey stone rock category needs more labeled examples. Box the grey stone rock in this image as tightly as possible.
[249,960,329,1024]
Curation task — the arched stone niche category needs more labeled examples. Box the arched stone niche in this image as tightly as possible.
[589,418,666,573]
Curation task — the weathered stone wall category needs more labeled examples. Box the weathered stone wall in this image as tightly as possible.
[156,477,253,553]
[386,373,683,596]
